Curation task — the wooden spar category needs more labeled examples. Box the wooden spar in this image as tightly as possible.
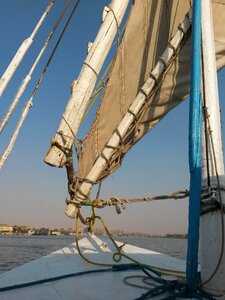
[0,0,71,134]
[0,75,31,133]
[0,0,54,98]
[65,12,192,218]
[0,98,33,170]
[201,0,225,294]
[44,0,130,168]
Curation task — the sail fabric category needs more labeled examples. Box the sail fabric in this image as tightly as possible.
[74,0,225,190]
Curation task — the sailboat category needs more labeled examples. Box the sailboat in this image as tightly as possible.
[0,0,225,298]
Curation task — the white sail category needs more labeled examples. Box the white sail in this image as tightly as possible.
[65,9,193,217]
[68,0,225,207]
[1,1,225,297]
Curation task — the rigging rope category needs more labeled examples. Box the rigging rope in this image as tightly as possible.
[68,190,189,214]
[81,59,113,123]
[0,0,81,170]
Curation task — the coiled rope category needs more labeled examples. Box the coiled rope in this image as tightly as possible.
[74,210,215,299]
[75,209,186,277]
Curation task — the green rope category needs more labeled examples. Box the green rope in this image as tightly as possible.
[75,212,186,277]
[81,58,114,124]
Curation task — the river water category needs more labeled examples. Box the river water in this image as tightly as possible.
[0,235,187,274]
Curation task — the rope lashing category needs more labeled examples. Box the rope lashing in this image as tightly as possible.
[201,185,225,215]
[128,108,139,123]
[168,42,177,55]
[61,117,81,143]
[83,62,99,78]
[50,139,72,158]
[55,128,82,159]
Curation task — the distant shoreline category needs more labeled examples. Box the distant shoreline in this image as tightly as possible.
[0,232,187,239]
[0,223,187,238]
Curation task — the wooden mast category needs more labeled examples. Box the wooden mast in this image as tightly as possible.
[44,0,130,168]
[201,0,225,294]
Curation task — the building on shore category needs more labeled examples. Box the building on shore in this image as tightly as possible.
[0,224,13,235]
[51,229,61,236]
[28,229,35,235]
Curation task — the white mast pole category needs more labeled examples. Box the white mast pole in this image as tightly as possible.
[201,0,225,294]
[0,0,54,97]
[44,0,130,168]
[0,99,33,170]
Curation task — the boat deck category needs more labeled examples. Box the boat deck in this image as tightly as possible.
[0,233,203,299]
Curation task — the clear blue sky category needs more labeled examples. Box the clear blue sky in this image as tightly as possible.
[0,0,225,234]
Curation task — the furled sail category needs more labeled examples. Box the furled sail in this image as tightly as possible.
[71,0,225,204]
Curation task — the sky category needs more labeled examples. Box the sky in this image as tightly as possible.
[0,0,225,235]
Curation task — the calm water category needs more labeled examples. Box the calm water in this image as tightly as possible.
[0,235,187,274]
